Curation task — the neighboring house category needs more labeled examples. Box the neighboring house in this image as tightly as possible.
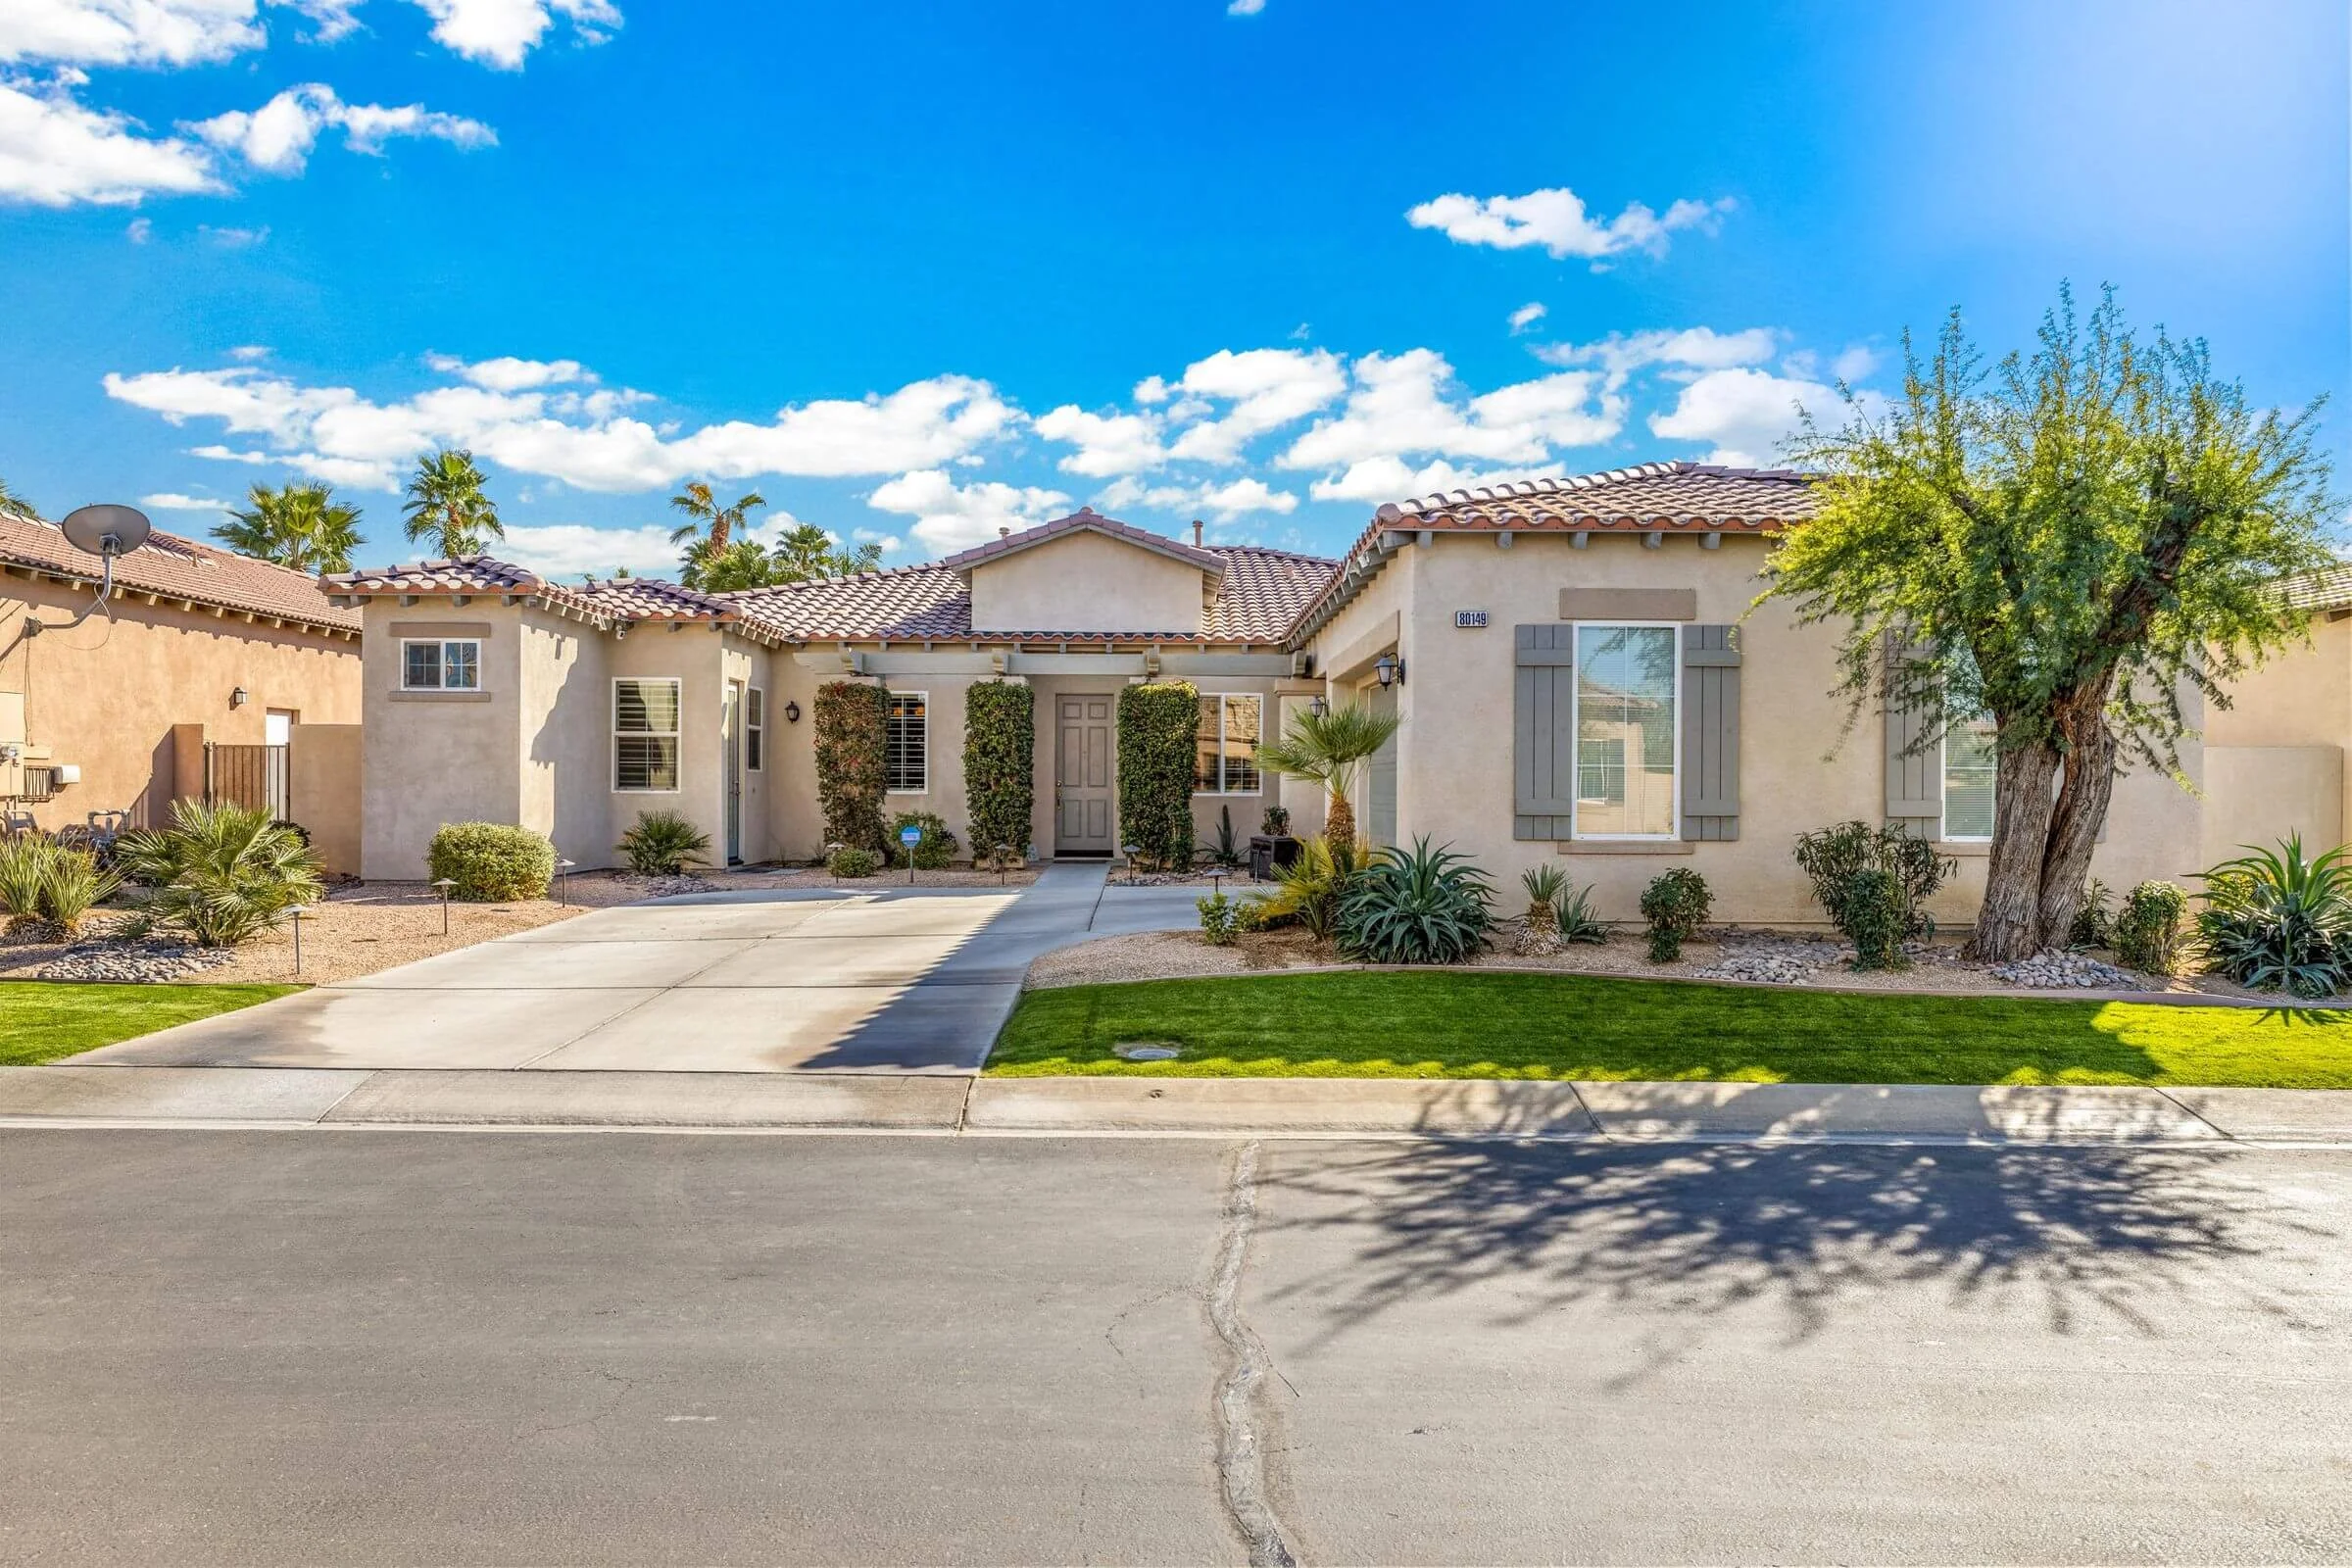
[0,512,363,867]
[325,461,2282,926]
[2199,564,2352,865]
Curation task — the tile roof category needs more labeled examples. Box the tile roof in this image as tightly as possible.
[938,508,1227,575]
[1203,546,1338,641]
[0,511,359,633]
[325,557,800,642]
[2283,564,2352,613]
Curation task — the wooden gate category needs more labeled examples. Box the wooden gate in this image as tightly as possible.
[205,743,289,820]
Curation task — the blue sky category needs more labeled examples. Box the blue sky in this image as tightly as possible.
[2,0,2344,579]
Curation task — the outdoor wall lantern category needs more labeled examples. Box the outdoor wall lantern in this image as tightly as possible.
[1307,696,1329,717]
[784,700,803,723]
[230,686,249,708]
[1373,653,1404,689]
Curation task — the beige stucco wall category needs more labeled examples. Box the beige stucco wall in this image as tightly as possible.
[1303,531,2207,927]
[2207,614,2352,850]
[2202,746,2343,867]
[287,722,362,876]
[969,532,1208,634]
[517,612,612,869]
[0,572,359,832]
[601,624,734,869]
[359,605,525,880]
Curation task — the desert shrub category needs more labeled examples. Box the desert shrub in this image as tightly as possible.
[617,809,710,876]
[1793,820,1955,941]
[2068,877,2116,950]
[887,810,958,869]
[1337,837,1493,965]
[1639,867,1712,962]
[2115,879,2189,975]
[0,834,120,938]
[814,681,890,853]
[1242,834,1362,942]
[2196,835,2352,999]
[962,680,1034,865]
[1115,682,1199,870]
[825,845,881,878]
[1260,806,1292,838]
[115,800,321,946]
[1198,891,1239,947]
[1520,863,1568,937]
[0,834,53,933]
[1552,882,1608,945]
[1843,867,1911,970]
[1209,804,1243,868]
[424,821,554,902]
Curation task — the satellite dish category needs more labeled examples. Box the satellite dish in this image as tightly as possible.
[60,504,151,560]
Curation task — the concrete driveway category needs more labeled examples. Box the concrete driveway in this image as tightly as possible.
[76,863,1199,1075]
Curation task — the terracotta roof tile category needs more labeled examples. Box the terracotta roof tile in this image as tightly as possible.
[2283,564,2352,613]
[325,556,612,622]
[0,512,358,632]
[938,508,1227,575]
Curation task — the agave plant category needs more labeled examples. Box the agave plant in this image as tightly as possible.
[1241,833,1361,943]
[1552,882,1609,945]
[1337,837,1494,965]
[2196,835,2352,999]
[115,800,321,948]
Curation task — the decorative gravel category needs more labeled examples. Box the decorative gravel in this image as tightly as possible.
[36,939,237,983]
[1989,950,2146,991]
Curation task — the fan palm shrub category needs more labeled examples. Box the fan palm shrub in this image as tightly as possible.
[1242,833,1362,942]
[1337,837,1494,965]
[214,481,364,573]
[617,809,710,876]
[115,801,321,947]
[1253,701,1399,851]
[1513,863,1567,954]
[2196,835,2352,998]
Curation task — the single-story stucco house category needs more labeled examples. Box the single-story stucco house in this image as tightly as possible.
[320,460,2322,928]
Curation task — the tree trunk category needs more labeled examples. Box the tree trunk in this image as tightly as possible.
[2036,683,2122,946]
[1324,789,1355,852]
[1969,737,2061,961]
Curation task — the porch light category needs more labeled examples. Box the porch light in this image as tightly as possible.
[784,700,802,723]
[230,686,249,708]
[1308,696,1329,717]
[1373,653,1403,689]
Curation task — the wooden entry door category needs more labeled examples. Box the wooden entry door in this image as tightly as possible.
[1054,693,1115,855]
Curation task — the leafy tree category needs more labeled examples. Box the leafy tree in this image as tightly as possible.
[1769,284,2336,960]
[1254,700,1400,851]
[670,481,766,586]
[0,475,38,521]
[213,481,364,572]
[401,449,504,559]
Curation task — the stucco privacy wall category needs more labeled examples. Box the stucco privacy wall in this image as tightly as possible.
[1307,530,2205,928]
[361,605,525,879]
[287,722,362,877]
[0,573,360,832]
[969,530,1206,634]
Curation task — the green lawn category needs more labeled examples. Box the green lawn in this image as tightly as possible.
[989,970,2352,1089]
[0,981,301,1065]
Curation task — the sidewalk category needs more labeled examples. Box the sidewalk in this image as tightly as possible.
[3,1066,2347,1146]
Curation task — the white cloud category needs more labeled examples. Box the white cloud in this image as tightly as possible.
[1405,185,1732,267]
[199,220,266,244]
[1227,0,1264,13]
[107,360,1021,492]
[1279,349,1619,476]
[423,352,585,390]
[1305,458,1562,505]
[1507,302,1545,334]
[405,0,619,69]
[190,83,493,174]
[867,467,1070,553]
[123,213,148,239]
[1646,366,1840,467]
[493,521,678,579]
[1161,348,1346,465]
[0,79,219,206]
[1831,344,1879,383]
[139,491,231,511]
[0,0,268,68]
[1096,474,1298,522]
[1537,325,1779,389]
[1031,404,1165,477]
[226,343,269,360]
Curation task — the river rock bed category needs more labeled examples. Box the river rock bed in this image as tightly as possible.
[1988,950,2145,990]
[36,939,238,983]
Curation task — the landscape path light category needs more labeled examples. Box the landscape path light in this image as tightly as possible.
[289,905,313,974]
[557,858,575,907]
[431,878,456,934]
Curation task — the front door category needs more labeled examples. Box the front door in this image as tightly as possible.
[1054,693,1115,856]
[722,679,744,864]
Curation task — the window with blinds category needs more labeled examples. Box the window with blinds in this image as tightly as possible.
[886,691,927,793]
[1192,694,1261,795]
[613,677,681,792]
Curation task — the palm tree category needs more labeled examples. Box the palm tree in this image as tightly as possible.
[669,481,766,585]
[401,450,503,559]
[214,481,364,573]
[0,475,39,521]
[771,521,882,582]
[1254,701,1401,851]
[695,539,788,593]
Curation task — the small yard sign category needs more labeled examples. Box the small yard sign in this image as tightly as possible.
[900,824,923,848]
[1454,610,1489,629]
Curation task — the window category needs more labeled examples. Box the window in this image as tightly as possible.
[402,638,479,691]
[1943,719,1998,841]
[886,691,927,793]
[745,687,764,772]
[1572,624,1678,838]
[613,678,681,792]
[1194,694,1262,795]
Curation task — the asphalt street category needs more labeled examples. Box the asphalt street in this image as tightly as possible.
[1,1129,2347,1565]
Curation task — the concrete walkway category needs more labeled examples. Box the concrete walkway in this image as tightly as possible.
[72,862,1200,1075]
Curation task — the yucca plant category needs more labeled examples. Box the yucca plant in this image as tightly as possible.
[1241,833,1362,942]
[38,845,119,937]
[0,835,118,939]
[114,800,321,948]
[1513,863,1568,954]
[1337,837,1494,965]
[617,808,711,876]
[2195,835,2352,999]
[0,834,51,934]
[1552,882,1609,945]
[1253,702,1399,851]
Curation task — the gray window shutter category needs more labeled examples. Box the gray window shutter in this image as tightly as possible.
[1681,624,1740,841]
[1884,639,1942,836]
[1514,624,1575,840]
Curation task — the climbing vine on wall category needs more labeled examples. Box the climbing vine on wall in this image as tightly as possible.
[963,680,1035,865]
[1116,681,1200,869]
[813,680,889,853]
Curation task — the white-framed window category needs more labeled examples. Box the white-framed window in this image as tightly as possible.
[613,677,681,793]
[886,691,927,794]
[746,687,765,772]
[1193,694,1262,795]
[1571,623,1680,839]
[1942,718,1998,841]
[402,638,480,691]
